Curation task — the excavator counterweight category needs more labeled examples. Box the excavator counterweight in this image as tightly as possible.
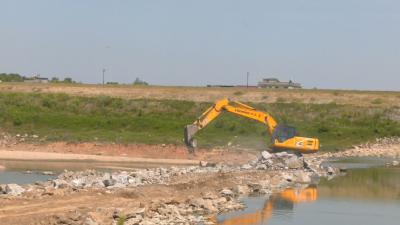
[184,98,319,153]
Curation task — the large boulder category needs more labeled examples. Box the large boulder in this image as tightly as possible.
[285,156,304,169]
[103,179,117,187]
[261,151,273,160]
[52,179,69,189]
[0,184,6,194]
[4,184,25,196]
[220,188,234,197]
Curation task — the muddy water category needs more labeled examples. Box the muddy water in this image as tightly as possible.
[216,160,400,225]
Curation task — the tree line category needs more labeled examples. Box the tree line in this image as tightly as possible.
[0,73,149,85]
[0,73,75,83]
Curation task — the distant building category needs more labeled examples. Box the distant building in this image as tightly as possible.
[258,78,301,89]
[23,75,49,83]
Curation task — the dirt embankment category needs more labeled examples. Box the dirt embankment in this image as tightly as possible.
[1,83,399,107]
[0,142,257,166]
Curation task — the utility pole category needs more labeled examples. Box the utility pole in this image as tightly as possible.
[102,68,106,86]
[246,72,249,88]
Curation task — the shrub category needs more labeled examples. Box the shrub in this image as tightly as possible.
[276,97,286,103]
[233,91,243,96]
[133,78,148,86]
[371,98,383,104]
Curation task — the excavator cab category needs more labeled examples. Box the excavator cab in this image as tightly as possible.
[271,124,319,153]
[272,124,297,143]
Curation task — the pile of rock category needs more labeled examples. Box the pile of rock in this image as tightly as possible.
[50,169,172,190]
[242,151,306,170]
[113,190,244,225]
[43,165,234,191]
[0,132,40,147]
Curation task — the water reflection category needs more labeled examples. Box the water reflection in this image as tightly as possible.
[318,167,400,201]
[216,167,400,225]
[216,186,318,225]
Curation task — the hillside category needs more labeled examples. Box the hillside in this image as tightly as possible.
[0,83,399,107]
[0,84,399,151]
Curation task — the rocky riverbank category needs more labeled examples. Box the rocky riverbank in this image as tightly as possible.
[0,150,342,225]
[320,137,400,158]
[2,137,400,225]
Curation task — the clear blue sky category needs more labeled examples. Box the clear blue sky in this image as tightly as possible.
[1,0,399,90]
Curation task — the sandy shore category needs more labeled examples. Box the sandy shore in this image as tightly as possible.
[0,150,199,166]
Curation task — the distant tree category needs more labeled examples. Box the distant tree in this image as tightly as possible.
[133,77,148,86]
[106,82,119,85]
[0,73,24,82]
[63,77,74,83]
[50,77,60,83]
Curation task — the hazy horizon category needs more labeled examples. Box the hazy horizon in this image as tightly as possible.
[1,0,399,91]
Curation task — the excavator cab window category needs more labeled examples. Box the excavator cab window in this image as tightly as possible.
[272,124,297,143]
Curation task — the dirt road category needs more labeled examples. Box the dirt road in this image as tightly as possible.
[0,150,199,165]
[0,142,257,165]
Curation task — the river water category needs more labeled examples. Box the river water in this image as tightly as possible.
[216,159,400,225]
[0,159,169,185]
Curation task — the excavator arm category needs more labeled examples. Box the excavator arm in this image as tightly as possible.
[184,98,319,153]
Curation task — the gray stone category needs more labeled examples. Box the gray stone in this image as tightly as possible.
[220,189,234,197]
[53,179,69,189]
[234,185,250,195]
[199,161,208,167]
[261,151,273,160]
[241,164,252,170]
[275,152,289,158]
[71,179,82,187]
[0,184,6,194]
[285,156,304,169]
[327,167,335,175]
[42,171,54,175]
[255,164,267,170]
[4,183,25,196]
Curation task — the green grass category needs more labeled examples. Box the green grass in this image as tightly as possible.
[0,92,399,152]
[117,215,126,225]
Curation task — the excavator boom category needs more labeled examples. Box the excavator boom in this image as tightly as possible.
[184,98,319,153]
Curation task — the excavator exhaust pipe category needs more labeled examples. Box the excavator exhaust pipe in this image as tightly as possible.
[184,125,199,153]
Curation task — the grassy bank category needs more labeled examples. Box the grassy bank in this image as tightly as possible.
[0,92,399,151]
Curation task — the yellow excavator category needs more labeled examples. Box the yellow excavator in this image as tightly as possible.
[184,98,319,153]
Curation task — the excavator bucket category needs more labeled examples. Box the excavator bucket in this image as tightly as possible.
[184,124,199,150]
